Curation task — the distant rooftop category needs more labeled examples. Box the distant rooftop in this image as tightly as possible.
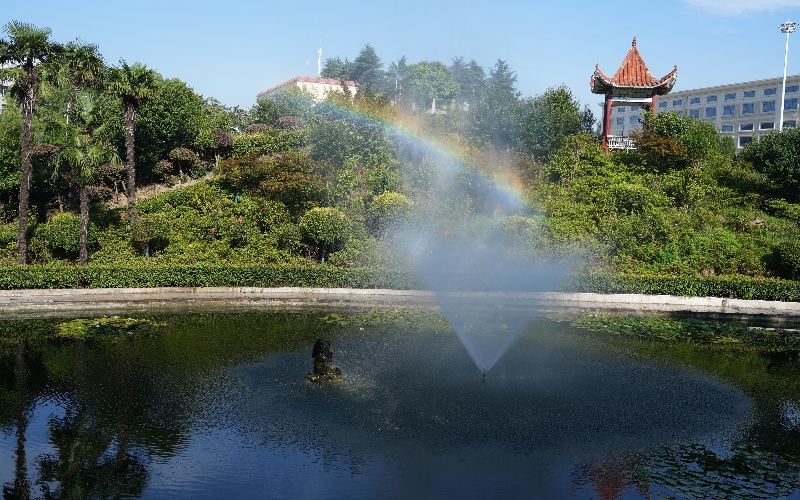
[257,76,358,98]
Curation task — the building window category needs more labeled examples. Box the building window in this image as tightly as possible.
[785,120,798,128]
[765,88,777,96]
[788,85,800,93]
[786,99,799,110]
[760,122,775,130]
[618,107,626,113]
[672,99,683,106]
[740,123,754,131]
[721,125,734,133]
[658,101,667,108]
[724,93,736,100]
[739,136,753,147]
[629,116,638,125]
[707,95,717,102]
[630,105,639,111]
[723,105,735,116]
[742,103,755,114]
[690,97,700,104]
[705,107,717,118]
[616,117,624,126]
[689,109,700,118]
[744,91,756,98]
[763,101,776,113]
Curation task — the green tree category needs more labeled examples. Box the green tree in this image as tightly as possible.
[54,91,120,264]
[480,59,520,149]
[403,61,460,112]
[108,60,157,222]
[450,57,485,103]
[0,21,62,264]
[386,56,408,101]
[740,126,800,201]
[320,56,354,81]
[634,110,722,170]
[516,84,585,159]
[52,40,106,119]
[350,44,384,89]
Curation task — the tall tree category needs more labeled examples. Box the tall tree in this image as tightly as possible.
[320,56,353,81]
[108,60,157,222]
[483,59,520,149]
[55,92,120,265]
[54,41,106,113]
[350,44,383,88]
[402,61,460,112]
[0,21,62,264]
[450,57,485,100]
[386,56,407,103]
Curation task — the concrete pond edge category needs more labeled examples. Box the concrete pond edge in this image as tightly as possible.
[1,287,800,322]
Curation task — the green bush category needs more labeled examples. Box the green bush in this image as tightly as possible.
[0,224,15,247]
[299,207,351,260]
[230,130,306,158]
[36,213,85,258]
[130,213,172,256]
[367,191,412,236]
[771,240,800,280]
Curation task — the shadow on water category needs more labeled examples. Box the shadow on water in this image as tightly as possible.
[1,312,800,498]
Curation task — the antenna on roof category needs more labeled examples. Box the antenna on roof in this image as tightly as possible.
[317,39,322,78]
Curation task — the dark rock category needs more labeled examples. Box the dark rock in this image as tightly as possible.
[306,339,343,383]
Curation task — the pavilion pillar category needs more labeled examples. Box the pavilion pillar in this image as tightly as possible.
[602,92,613,153]
[651,91,658,116]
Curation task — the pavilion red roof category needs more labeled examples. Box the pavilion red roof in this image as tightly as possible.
[591,38,677,97]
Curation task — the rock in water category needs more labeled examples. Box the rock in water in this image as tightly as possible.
[306,339,343,383]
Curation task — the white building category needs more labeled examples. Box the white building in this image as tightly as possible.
[257,76,358,102]
[607,74,800,148]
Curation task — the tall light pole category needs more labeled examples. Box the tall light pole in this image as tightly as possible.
[779,21,798,131]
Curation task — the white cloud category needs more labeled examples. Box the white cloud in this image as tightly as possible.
[683,0,800,15]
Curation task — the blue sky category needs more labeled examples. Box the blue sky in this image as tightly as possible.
[5,0,800,112]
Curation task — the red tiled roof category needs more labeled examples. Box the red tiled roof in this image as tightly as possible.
[257,76,359,97]
[591,38,677,97]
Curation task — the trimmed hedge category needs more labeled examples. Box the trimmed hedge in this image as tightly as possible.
[1,266,800,302]
[0,265,420,290]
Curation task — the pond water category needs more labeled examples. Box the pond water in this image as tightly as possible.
[1,311,800,499]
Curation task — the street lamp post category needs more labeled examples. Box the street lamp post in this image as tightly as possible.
[779,21,798,131]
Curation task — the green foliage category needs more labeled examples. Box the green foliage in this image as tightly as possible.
[230,129,305,158]
[252,86,318,125]
[36,212,82,257]
[55,316,166,339]
[403,61,460,108]
[0,264,420,289]
[218,152,330,216]
[299,207,351,258]
[634,111,722,169]
[740,127,800,201]
[771,240,800,280]
[516,85,586,159]
[367,191,411,235]
[0,97,21,198]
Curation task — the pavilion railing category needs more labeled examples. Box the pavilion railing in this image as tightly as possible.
[607,136,636,151]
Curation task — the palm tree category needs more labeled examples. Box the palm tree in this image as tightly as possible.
[55,92,120,265]
[53,40,106,124]
[0,21,61,264]
[108,60,157,223]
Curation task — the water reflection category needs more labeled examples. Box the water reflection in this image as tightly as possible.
[0,313,798,499]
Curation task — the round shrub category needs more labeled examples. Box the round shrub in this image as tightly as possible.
[154,159,174,180]
[37,212,81,257]
[130,213,172,256]
[299,207,350,260]
[275,116,305,131]
[367,191,412,236]
[212,129,233,149]
[772,240,800,280]
[245,123,271,134]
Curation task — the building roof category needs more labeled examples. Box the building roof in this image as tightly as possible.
[591,38,677,97]
[257,76,359,98]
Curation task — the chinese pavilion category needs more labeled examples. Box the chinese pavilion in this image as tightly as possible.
[591,38,678,152]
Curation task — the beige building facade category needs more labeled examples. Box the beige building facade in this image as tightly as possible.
[607,74,800,148]
[257,76,358,101]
